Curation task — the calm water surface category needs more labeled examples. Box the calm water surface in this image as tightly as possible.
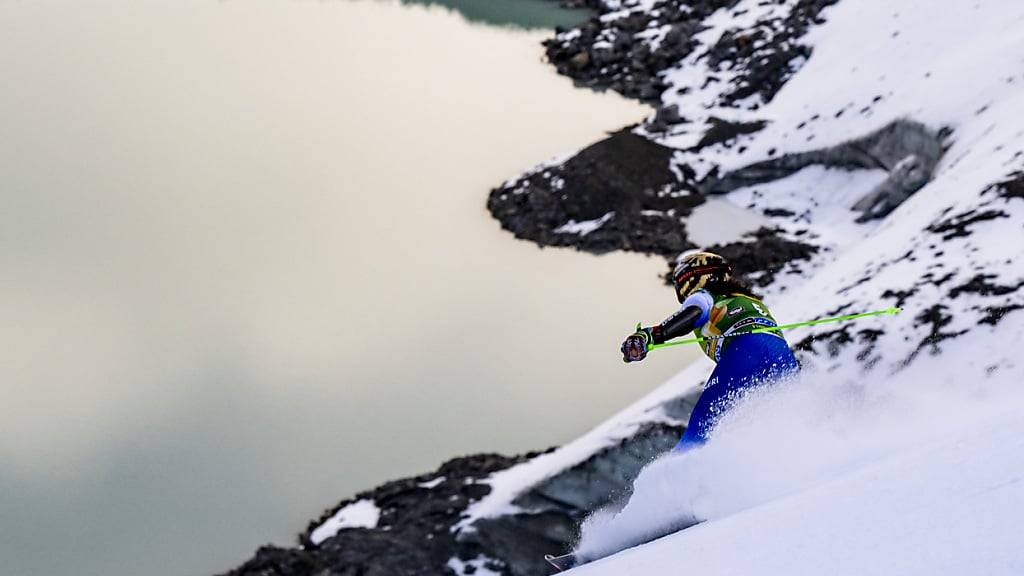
[0,2,699,575]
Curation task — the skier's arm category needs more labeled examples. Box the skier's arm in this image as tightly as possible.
[622,291,714,362]
[649,306,703,344]
[653,290,714,342]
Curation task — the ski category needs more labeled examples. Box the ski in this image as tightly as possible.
[544,517,703,571]
[544,552,577,572]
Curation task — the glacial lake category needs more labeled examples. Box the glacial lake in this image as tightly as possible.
[0,1,702,575]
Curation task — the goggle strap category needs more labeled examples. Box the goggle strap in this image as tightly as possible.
[674,264,730,284]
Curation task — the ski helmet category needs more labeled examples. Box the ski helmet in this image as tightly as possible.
[672,251,732,302]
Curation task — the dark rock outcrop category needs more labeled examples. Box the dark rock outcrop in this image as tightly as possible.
[221,454,532,576]
[649,227,820,289]
[707,227,821,287]
[690,117,769,151]
[221,414,699,576]
[544,2,720,103]
[703,0,841,107]
[543,0,839,107]
[488,129,702,258]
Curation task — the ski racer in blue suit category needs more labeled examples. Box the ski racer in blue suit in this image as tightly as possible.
[621,252,800,451]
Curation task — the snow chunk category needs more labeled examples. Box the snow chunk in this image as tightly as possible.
[554,212,615,236]
[310,499,381,544]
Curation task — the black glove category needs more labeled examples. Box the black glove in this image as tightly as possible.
[621,326,654,363]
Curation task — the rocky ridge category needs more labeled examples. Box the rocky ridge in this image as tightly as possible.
[487,0,938,271]
[221,454,531,576]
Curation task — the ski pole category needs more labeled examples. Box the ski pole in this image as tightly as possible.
[649,306,902,350]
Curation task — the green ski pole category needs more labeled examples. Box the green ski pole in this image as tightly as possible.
[649,306,902,350]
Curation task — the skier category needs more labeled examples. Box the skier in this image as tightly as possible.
[546,252,802,572]
[621,251,800,451]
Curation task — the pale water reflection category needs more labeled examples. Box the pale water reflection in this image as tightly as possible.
[0,1,698,576]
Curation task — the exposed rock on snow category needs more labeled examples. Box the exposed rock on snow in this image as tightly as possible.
[704,227,820,287]
[543,0,838,106]
[687,117,768,151]
[488,129,702,257]
[221,454,531,576]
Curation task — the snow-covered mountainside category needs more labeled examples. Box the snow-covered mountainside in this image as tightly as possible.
[473,0,1024,572]
[224,1,1024,575]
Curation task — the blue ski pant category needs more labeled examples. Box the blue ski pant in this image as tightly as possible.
[673,333,799,452]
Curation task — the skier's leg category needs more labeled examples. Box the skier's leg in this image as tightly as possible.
[672,362,744,452]
[758,335,800,380]
[672,335,799,452]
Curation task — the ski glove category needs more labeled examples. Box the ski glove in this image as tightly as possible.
[621,326,655,363]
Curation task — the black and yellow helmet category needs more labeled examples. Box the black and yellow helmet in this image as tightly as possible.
[672,251,732,302]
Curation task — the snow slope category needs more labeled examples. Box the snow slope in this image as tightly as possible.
[457,0,1024,571]
[575,390,1024,575]
[573,345,1024,566]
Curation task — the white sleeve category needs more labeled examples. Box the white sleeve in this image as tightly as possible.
[680,290,714,327]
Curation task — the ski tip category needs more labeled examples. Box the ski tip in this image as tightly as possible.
[544,552,577,572]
